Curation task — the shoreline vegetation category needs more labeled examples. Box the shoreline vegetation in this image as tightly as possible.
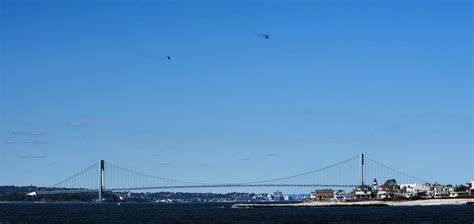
[232,198,474,208]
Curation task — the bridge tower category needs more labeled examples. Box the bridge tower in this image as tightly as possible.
[359,153,364,186]
[98,160,104,202]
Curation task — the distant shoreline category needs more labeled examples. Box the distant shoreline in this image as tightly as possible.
[0,201,92,204]
[232,198,474,208]
[1,198,473,207]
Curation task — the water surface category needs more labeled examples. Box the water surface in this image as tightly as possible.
[0,203,473,224]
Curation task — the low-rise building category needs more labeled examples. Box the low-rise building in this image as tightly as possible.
[333,190,351,201]
[432,184,450,198]
[399,184,430,198]
[353,185,372,200]
[310,189,334,201]
[273,190,284,201]
[470,180,474,195]
[377,184,391,199]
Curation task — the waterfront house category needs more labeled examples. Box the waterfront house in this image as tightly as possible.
[353,185,372,200]
[433,184,450,198]
[377,184,391,199]
[399,184,430,198]
[471,180,474,195]
[310,189,334,201]
[333,190,351,201]
[448,184,471,198]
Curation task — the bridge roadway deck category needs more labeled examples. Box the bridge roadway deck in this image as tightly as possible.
[36,184,358,194]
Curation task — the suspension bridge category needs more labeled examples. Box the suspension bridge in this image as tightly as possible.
[33,153,429,202]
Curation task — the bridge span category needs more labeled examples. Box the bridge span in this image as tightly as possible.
[33,153,429,202]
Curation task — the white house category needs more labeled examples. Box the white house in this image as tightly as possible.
[333,190,352,201]
[400,184,430,198]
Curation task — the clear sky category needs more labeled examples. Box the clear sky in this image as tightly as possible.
[0,0,472,191]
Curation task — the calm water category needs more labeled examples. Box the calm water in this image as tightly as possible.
[0,203,473,224]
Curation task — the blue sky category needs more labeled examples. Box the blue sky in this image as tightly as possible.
[1,0,472,191]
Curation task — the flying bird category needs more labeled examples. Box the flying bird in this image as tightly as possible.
[166,56,172,60]
[262,33,270,39]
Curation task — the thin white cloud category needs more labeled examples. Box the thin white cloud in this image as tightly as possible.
[3,140,48,144]
[68,121,85,128]
[4,140,17,144]
[29,140,48,144]
[20,155,46,159]
[11,131,44,136]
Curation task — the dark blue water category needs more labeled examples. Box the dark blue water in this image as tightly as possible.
[0,203,473,224]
